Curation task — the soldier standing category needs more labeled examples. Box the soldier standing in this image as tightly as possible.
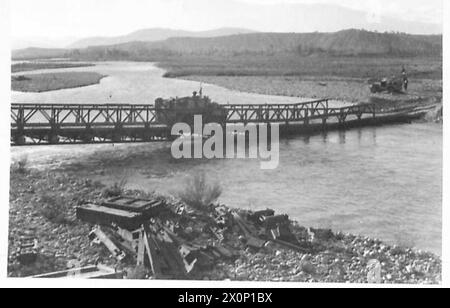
[402,66,409,91]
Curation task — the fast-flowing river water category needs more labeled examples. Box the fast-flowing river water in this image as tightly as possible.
[11,62,442,255]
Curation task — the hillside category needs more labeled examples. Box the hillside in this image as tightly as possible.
[68,27,257,49]
[140,30,443,57]
[12,48,68,61]
[12,30,442,61]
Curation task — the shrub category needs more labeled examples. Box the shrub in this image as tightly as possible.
[178,172,222,211]
[102,175,128,198]
[12,156,28,174]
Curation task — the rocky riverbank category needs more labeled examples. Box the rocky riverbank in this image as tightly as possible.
[8,166,441,284]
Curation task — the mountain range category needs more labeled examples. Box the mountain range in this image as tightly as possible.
[68,27,257,49]
[11,2,442,51]
[12,29,442,61]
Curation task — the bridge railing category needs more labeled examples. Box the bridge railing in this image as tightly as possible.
[11,104,159,129]
[11,99,422,145]
[11,100,384,130]
[223,100,379,123]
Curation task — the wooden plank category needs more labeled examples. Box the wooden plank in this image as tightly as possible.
[231,212,266,248]
[30,265,123,279]
[159,241,186,277]
[102,197,165,217]
[89,227,127,261]
[76,204,144,230]
[213,245,235,259]
[272,239,308,253]
[143,225,162,277]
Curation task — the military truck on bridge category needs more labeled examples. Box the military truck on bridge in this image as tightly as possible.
[155,92,228,126]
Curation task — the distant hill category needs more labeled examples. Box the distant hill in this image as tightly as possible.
[12,48,69,61]
[68,27,257,49]
[135,29,442,57]
[12,29,442,61]
[12,36,80,50]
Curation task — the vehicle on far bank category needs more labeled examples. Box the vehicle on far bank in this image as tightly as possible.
[368,76,404,94]
[155,91,228,126]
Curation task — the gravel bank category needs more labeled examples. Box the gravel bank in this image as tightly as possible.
[8,167,441,284]
[181,75,442,104]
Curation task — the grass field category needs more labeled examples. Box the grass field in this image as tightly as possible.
[12,62,95,73]
[12,72,106,93]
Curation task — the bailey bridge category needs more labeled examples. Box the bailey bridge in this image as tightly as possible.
[10,99,431,146]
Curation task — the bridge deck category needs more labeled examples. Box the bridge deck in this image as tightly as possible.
[10,99,430,146]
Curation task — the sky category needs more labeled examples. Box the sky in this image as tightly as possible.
[9,0,443,43]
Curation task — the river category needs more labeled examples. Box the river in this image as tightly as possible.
[12,61,348,106]
[11,62,442,255]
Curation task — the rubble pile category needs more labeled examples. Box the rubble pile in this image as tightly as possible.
[8,171,442,283]
[74,196,298,279]
[72,195,441,283]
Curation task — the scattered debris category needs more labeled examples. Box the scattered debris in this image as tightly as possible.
[89,226,127,262]
[30,264,124,279]
[76,203,145,230]
[102,196,166,218]
[74,196,313,279]
[16,236,38,265]
[367,259,382,284]
[10,189,440,283]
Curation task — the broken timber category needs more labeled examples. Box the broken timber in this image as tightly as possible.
[77,203,144,230]
[77,196,166,230]
[102,197,166,218]
[89,226,127,261]
[16,236,38,265]
[30,265,124,279]
[136,224,187,279]
[232,211,308,253]
[231,212,266,249]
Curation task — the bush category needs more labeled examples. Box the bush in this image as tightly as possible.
[178,172,222,211]
[102,175,128,198]
[12,156,28,174]
[39,193,68,224]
